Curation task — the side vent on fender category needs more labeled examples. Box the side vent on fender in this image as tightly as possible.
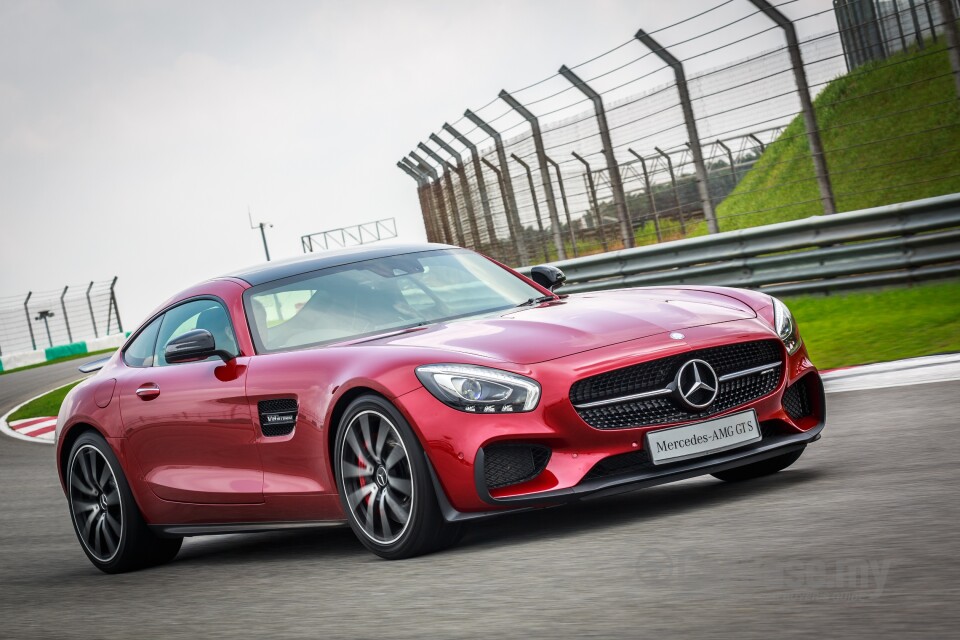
[258,398,298,437]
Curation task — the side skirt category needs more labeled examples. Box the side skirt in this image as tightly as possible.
[150,520,347,538]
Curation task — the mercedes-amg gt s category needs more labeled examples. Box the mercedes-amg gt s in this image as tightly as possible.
[56,244,825,572]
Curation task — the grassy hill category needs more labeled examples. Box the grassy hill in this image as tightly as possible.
[714,42,960,229]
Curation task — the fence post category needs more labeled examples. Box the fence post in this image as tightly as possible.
[654,147,686,236]
[511,154,551,262]
[892,0,909,51]
[572,152,608,252]
[747,1,837,215]
[715,139,739,190]
[418,143,467,246]
[939,0,960,101]
[558,65,634,249]
[111,277,122,334]
[60,285,73,344]
[464,109,530,265]
[24,291,36,351]
[480,157,521,264]
[498,90,567,260]
[443,123,499,250]
[634,30,720,233]
[410,152,454,245]
[429,133,482,248]
[627,149,663,243]
[545,156,578,257]
[924,0,938,42]
[398,160,440,243]
[86,281,98,339]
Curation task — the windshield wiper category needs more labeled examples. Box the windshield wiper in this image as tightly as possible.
[514,295,558,308]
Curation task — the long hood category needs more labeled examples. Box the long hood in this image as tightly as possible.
[367,288,757,364]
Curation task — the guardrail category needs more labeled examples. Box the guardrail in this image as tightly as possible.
[519,194,960,296]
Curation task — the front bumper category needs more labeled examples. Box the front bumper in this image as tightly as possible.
[394,318,825,520]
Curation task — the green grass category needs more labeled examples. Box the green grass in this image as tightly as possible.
[714,42,960,229]
[0,348,116,376]
[786,280,960,370]
[8,380,84,423]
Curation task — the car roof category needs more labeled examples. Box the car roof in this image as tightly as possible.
[221,242,459,286]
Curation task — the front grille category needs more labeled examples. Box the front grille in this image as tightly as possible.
[782,379,813,421]
[483,444,551,490]
[571,340,782,430]
[258,398,298,437]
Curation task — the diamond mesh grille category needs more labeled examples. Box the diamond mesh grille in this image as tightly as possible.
[571,340,783,430]
[483,444,551,490]
[782,379,813,421]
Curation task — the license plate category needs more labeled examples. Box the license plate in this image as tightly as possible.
[646,410,761,465]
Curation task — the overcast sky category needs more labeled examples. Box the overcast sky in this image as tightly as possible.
[0,0,836,330]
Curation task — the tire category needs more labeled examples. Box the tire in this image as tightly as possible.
[334,394,461,559]
[66,431,183,573]
[711,446,806,482]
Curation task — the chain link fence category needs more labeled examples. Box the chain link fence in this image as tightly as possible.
[0,279,122,356]
[399,0,960,267]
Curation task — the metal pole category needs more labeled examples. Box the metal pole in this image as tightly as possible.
[429,133,482,247]
[481,157,521,264]
[939,0,960,101]
[892,0,909,51]
[716,139,739,188]
[464,109,530,264]
[258,223,271,261]
[924,0,938,42]
[418,143,466,246]
[655,147,686,236]
[86,281,98,338]
[571,152,608,252]
[398,160,439,243]
[627,149,662,243]
[557,65,634,249]
[634,30,720,233]
[908,0,926,49]
[443,123,498,248]
[402,158,444,243]
[24,291,36,351]
[746,1,837,215]
[748,134,767,153]
[511,154,551,262]
[109,276,122,333]
[545,156,578,257]
[60,286,73,343]
[411,151,454,245]
[498,90,567,259]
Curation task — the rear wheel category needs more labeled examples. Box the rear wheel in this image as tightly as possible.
[334,395,461,559]
[67,432,182,573]
[711,446,805,482]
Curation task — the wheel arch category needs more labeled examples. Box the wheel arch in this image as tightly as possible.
[58,422,107,489]
[326,386,391,466]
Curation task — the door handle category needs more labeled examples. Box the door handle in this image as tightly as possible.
[136,384,160,400]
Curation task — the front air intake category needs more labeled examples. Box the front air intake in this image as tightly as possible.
[483,444,551,490]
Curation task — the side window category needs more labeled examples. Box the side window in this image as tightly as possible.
[154,299,239,367]
[122,316,162,368]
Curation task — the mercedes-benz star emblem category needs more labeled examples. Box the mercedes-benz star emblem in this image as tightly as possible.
[673,359,719,411]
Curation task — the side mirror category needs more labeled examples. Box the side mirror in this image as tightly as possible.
[530,265,566,291]
[164,329,233,364]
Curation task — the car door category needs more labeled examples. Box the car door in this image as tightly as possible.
[118,297,263,505]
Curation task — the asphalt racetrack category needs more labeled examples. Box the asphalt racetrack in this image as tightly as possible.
[1,365,958,638]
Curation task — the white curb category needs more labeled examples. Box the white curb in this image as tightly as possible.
[0,379,84,446]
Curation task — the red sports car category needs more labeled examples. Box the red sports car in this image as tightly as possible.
[56,244,825,572]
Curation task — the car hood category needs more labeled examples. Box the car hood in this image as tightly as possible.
[366,288,757,364]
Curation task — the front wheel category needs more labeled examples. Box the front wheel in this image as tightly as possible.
[334,395,461,559]
[711,446,806,482]
[66,432,182,573]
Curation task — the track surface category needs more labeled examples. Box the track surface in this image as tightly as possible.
[0,371,958,638]
[0,358,92,417]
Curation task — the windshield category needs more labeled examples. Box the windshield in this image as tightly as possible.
[244,249,543,353]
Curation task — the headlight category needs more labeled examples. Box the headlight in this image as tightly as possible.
[415,364,541,413]
[772,296,802,355]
